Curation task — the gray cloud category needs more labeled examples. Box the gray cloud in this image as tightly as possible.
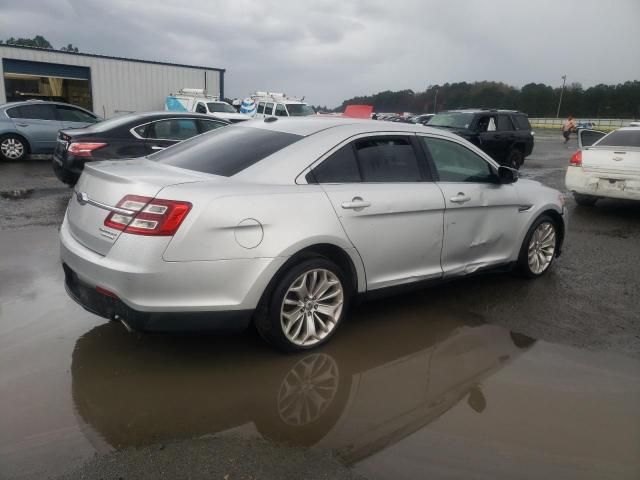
[0,0,638,107]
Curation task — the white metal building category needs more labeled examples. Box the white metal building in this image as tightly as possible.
[0,45,224,118]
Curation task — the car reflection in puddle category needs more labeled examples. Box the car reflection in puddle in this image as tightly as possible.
[70,300,535,464]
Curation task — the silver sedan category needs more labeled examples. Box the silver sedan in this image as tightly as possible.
[60,118,567,351]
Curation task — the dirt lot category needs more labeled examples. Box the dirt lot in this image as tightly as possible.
[1,132,639,480]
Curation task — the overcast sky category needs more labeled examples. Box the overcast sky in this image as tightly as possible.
[1,0,638,107]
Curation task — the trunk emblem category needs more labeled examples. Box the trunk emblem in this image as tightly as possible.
[76,191,89,205]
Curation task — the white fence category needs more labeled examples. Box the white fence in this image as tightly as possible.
[530,118,636,131]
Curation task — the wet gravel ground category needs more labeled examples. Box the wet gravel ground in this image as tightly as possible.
[1,131,639,480]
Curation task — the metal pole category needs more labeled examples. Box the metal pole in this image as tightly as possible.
[556,75,566,118]
[434,88,439,114]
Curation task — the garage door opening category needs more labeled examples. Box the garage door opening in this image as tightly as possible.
[3,59,92,111]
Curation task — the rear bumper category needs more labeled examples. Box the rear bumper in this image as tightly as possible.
[52,154,81,185]
[565,166,640,201]
[63,263,252,332]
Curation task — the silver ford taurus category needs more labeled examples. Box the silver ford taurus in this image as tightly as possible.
[60,117,567,352]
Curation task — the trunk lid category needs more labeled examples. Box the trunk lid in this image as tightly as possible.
[67,158,213,255]
[582,147,640,175]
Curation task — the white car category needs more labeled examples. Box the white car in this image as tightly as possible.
[61,118,567,352]
[565,127,640,205]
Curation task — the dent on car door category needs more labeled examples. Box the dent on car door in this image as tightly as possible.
[421,135,519,276]
[310,135,445,290]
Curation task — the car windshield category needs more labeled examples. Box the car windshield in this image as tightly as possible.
[149,126,303,176]
[596,130,640,148]
[428,112,475,129]
[207,103,236,113]
[285,103,315,117]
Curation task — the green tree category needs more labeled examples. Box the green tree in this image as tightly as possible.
[60,43,79,53]
[3,35,53,49]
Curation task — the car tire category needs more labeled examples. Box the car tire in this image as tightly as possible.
[0,134,29,162]
[506,148,524,170]
[517,214,559,278]
[255,257,349,353]
[573,193,598,206]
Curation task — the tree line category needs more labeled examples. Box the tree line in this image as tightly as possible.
[332,81,640,118]
[1,35,80,53]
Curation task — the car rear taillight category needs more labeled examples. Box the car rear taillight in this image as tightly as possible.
[104,195,192,236]
[570,150,582,166]
[68,142,107,157]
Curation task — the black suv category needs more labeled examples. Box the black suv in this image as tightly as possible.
[427,109,534,168]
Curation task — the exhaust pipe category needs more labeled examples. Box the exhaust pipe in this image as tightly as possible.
[114,314,134,333]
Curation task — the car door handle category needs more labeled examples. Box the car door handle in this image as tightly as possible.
[150,146,165,150]
[341,197,371,210]
[450,193,471,204]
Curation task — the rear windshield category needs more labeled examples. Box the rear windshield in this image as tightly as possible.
[149,126,303,176]
[81,113,138,132]
[596,130,640,148]
[428,112,474,129]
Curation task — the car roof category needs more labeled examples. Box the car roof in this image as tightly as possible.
[442,109,523,114]
[234,116,461,138]
[0,100,93,111]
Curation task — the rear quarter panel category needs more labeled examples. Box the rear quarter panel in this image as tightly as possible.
[160,182,364,286]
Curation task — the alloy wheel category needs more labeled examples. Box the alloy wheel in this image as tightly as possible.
[527,222,556,274]
[1,138,25,159]
[280,268,344,347]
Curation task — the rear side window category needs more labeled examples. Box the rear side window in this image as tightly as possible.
[497,115,514,131]
[6,104,56,120]
[150,126,302,177]
[56,105,97,123]
[309,144,360,183]
[512,114,531,130]
[195,103,207,114]
[198,119,226,133]
[596,130,640,148]
[355,137,422,182]
[148,119,199,140]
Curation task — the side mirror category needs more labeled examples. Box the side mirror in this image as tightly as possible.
[497,165,518,184]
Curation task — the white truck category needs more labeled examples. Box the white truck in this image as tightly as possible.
[165,88,251,123]
[240,91,315,119]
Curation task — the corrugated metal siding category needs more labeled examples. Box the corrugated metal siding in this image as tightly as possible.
[0,46,221,118]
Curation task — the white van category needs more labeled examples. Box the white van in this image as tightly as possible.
[241,92,315,119]
[166,89,250,123]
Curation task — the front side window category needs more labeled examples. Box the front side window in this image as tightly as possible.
[56,105,97,123]
[275,104,288,117]
[356,137,422,182]
[309,144,360,183]
[6,104,56,121]
[195,103,207,114]
[477,115,497,132]
[150,126,302,177]
[422,136,495,183]
[148,119,199,140]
